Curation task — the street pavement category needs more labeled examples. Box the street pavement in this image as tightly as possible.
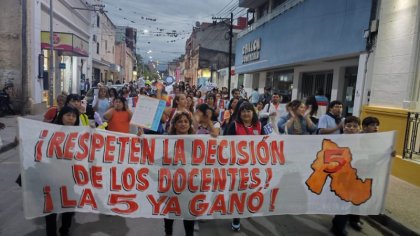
[0,148,386,236]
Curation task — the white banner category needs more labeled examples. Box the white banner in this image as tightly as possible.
[18,118,395,219]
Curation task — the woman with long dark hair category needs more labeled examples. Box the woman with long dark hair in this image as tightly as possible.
[164,112,195,236]
[225,101,264,231]
[44,106,79,236]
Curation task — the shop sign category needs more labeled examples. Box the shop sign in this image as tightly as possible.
[72,35,89,57]
[41,32,89,57]
[242,38,261,64]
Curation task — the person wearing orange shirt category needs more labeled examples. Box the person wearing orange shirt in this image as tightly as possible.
[104,96,133,133]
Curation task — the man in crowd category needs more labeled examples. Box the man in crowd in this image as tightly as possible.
[259,92,285,134]
[239,85,247,99]
[249,88,260,106]
[231,88,241,99]
[318,100,344,134]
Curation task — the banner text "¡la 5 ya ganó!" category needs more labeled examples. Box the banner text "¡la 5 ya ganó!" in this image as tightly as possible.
[18,118,395,219]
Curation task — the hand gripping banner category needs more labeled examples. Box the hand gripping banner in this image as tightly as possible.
[18,118,395,219]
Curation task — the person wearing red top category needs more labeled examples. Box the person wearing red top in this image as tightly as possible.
[224,101,264,231]
[43,93,66,123]
[104,96,133,133]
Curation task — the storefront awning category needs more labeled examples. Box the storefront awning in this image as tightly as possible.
[93,58,110,67]
[41,31,89,57]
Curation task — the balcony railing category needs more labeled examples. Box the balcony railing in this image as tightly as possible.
[403,112,420,162]
[238,0,305,38]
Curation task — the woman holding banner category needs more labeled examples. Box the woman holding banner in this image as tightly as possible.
[225,101,265,231]
[45,106,80,236]
[164,112,195,236]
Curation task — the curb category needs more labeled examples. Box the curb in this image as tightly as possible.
[0,141,18,154]
[367,214,419,236]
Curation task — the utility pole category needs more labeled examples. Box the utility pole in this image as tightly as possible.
[228,12,233,99]
[48,0,54,106]
[212,13,234,99]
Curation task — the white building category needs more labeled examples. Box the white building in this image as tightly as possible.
[36,0,91,108]
[91,9,117,86]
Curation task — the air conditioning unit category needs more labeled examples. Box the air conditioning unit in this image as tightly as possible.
[93,35,97,42]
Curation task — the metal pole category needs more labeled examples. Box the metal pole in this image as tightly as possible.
[48,0,54,106]
[21,0,28,114]
[227,12,233,99]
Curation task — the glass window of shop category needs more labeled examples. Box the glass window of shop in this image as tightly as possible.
[266,71,293,102]
[301,71,333,100]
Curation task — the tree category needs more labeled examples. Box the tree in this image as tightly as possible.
[136,54,160,80]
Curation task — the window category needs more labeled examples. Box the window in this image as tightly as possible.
[266,70,293,102]
[301,71,333,100]
[96,15,100,27]
[105,40,108,51]
[96,43,100,54]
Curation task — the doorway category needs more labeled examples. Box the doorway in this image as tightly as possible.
[342,66,358,116]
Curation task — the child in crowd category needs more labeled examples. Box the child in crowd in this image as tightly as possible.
[103,96,133,133]
[45,106,80,236]
[331,116,363,236]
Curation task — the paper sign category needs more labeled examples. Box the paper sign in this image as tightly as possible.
[130,95,166,131]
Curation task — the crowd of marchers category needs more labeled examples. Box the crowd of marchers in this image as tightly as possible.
[28,77,384,236]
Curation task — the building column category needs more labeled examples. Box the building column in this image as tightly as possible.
[368,0,420,109]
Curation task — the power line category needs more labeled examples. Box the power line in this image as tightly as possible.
[214,0,236,17]
[219,2,239,18]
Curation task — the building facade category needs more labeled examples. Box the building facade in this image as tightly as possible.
[236,0,420,186]
[235,0,374,110]
[183,19,246,87]
[361,0,420,186]
[91,11,117,86]
[4,0,92,112]
[115,26,137,83]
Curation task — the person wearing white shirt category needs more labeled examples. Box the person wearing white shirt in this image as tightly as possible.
[258,93,286,134]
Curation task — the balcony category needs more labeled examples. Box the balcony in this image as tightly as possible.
[239,0,266,8]
[238,0,305,38]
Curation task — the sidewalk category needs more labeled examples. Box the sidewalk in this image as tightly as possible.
[367,175,420,235]
[0,114,44,153]
[1,115,420,235]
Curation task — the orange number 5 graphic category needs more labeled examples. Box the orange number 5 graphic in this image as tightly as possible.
[323,149,346,173]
